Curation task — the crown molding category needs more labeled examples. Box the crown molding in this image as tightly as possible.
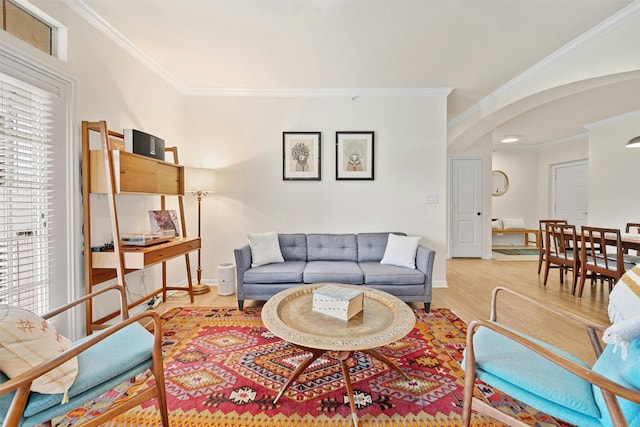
[448,0,640,129]
[583,109,640,130]
[63,0,453,98]
[62,0,187,92]
[183,87,453,97]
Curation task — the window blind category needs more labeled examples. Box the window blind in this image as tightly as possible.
[0,72,54,314]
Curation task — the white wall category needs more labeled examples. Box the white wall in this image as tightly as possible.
[29,1,188,316]
[16,2,450,314]
[491,147,539,245]
[457,136,587,250]
[587,111,640,228]
[536,136,588,219]
[184,95,449,285]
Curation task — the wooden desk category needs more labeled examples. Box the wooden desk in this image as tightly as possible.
[492,228,540,248]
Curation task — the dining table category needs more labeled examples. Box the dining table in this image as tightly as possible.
[613,233,640,251]
[554,229,640,252]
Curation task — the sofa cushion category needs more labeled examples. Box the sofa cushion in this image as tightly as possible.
[279,234,307,261]
[357,232,405,262]
[307,234,357,262]
[359,262,425,285]
[381,234,422,269]
[247,232,284,267]
[502,218,526,229]
[244,261,306,284]
[304,261,363,284]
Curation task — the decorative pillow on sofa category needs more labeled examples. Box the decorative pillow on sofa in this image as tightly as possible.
[502,218,526,229]
[0,305,78,398]
[247,231,284,267]
[380,234,421,269]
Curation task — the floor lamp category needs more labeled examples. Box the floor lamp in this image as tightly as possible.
[184,167,217,295]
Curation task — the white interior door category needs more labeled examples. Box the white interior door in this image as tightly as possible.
[553,160,588,227]
[451,158,484,258]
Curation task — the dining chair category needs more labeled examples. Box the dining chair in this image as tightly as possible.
[578,226,636,298]
[537,219,568,274]
[0,284,169,427]
[543,223,580,294]
[624,223,640,257]
[626,223,640,234]
[461,286,640,427]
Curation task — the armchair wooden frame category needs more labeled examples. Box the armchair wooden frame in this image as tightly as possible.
[0,284,169,427]
[461,287,640,427]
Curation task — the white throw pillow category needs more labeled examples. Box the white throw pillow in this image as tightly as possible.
[0,305,78,397]
[247,232,284,267]
[502,218,526,229]
[603,314,640,360]
[380,234,421,269]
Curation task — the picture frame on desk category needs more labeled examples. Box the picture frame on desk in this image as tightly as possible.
[149,209,181,237]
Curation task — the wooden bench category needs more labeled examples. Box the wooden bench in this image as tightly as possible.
[491,228,540,248]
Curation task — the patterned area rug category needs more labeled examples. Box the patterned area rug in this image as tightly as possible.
[492,247,540,262]
[54,307,572,427]
[493,248,540,256]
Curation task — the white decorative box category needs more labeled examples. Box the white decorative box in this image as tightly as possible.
[312,285,364,320]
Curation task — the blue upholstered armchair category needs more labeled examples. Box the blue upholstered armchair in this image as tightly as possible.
[0,284,168,427]
[462,286,640,427]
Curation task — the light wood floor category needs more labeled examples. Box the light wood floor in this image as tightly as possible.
[157,257,611,364]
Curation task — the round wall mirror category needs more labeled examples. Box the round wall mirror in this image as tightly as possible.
[492,170,509,196]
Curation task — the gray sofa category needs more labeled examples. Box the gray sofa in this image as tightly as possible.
[233,232,435,311]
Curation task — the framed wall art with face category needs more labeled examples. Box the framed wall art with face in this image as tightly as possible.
[283,132,321,181]
[336,131,374,180]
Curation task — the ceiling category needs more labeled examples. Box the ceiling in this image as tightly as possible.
[70,0,640,148]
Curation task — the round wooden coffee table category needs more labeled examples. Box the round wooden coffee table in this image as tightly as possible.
[261,284,416,427]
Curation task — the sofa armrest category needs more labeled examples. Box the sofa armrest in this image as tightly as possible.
[416,245,435,310]
[416,244,435,284]
[233,245,252,301]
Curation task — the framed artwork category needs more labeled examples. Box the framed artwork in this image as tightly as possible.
[149,210,181,237]
[336,131,374,180]
[283,132,321,180]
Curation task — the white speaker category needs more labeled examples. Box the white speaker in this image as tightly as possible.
[218,263,236,296]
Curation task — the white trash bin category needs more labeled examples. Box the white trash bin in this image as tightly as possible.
[218,263,236,296]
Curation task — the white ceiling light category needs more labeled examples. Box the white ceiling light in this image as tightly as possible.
[500,136,520,143]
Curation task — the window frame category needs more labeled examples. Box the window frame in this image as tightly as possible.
[1,0,68,61]
[0,40,80,339]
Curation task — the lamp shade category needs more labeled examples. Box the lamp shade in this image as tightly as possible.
[626,136,640,148]
[184,167,216,193]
